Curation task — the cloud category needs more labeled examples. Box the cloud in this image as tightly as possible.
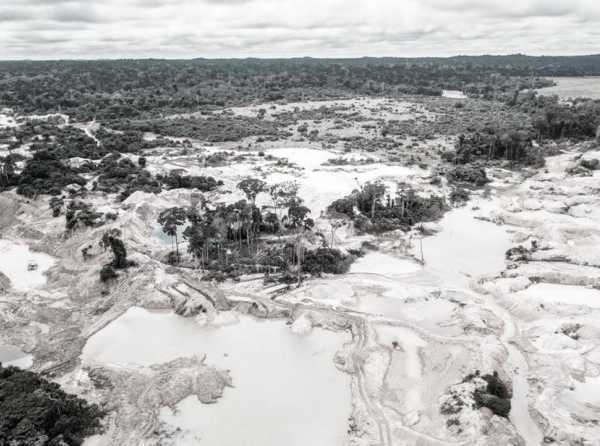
[0,0,598,59]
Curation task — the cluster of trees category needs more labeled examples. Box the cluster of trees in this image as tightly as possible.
[4,56,600,120]
[446,131,544,167]
[0,364,104,445]
[158,171,222,191]
[0,119,177,163]
[16,150,86,197]
[154,177,352,280]
[531,99,600,140]
[92,153,161,199]
[111,115,288,143]
[328,182,448,233]
[508,91,600,141]
[84,153,221,200]
[94,128,158,154]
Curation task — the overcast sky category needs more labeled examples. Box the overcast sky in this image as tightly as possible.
[1,0,599,59]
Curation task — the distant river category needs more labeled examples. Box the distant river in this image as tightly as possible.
[536,76,600,100]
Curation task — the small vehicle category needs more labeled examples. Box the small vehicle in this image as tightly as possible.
[27,261,38,271]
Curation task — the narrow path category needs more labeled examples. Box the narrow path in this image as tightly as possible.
[353,319,393,446]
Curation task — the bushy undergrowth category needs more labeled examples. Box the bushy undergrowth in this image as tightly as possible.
[463,370,512,418]
[446,164,490,186]
[329,183,448,234]
[302,248,355,275]
[0,364,104,446]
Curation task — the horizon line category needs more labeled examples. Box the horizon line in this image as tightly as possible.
[2,53,600,63]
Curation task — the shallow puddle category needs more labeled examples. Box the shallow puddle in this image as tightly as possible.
[0,345,33,369]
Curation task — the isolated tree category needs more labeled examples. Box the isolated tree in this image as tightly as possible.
[100,229,128,268]
[184,218,207,267]
[109,236,128,269]
[269,181,300,218]
[0,156,18,190]
[288,203,311,229]
[158,207,187,259]
[49,197,64,218]
[328,211,347,247]
[237,178,266,205]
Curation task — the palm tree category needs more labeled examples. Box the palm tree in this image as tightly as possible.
[157,207,187,260]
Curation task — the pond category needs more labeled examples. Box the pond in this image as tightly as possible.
[413,201,511,286]
[82,307,352,446]
[0,240,55,292]
[442,90,467,99]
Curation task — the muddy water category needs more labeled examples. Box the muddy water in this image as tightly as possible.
[415,200,511,286]
[82,308,351,446]
[152,222,189,248]
[0,239,55,291]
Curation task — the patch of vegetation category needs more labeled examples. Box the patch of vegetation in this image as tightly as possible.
[0,364,104,446]
[444,131,544,167]
[446,164,490,186]
[302,248,355,275]
[65,200,105,231]
[111,115,288,142]
[99,229,133,282]
[158,171,222,192]
[464,370,512,418]
[448,187,471,204]
[92,153,161,200]
[91,153,221,200]
[16,150,86,197]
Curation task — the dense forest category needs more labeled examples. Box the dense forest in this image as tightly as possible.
[2,55,600,121]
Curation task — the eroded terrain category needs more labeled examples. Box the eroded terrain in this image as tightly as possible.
[1,95,600,446]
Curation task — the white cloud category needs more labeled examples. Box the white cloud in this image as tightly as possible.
[0,0,598,58]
